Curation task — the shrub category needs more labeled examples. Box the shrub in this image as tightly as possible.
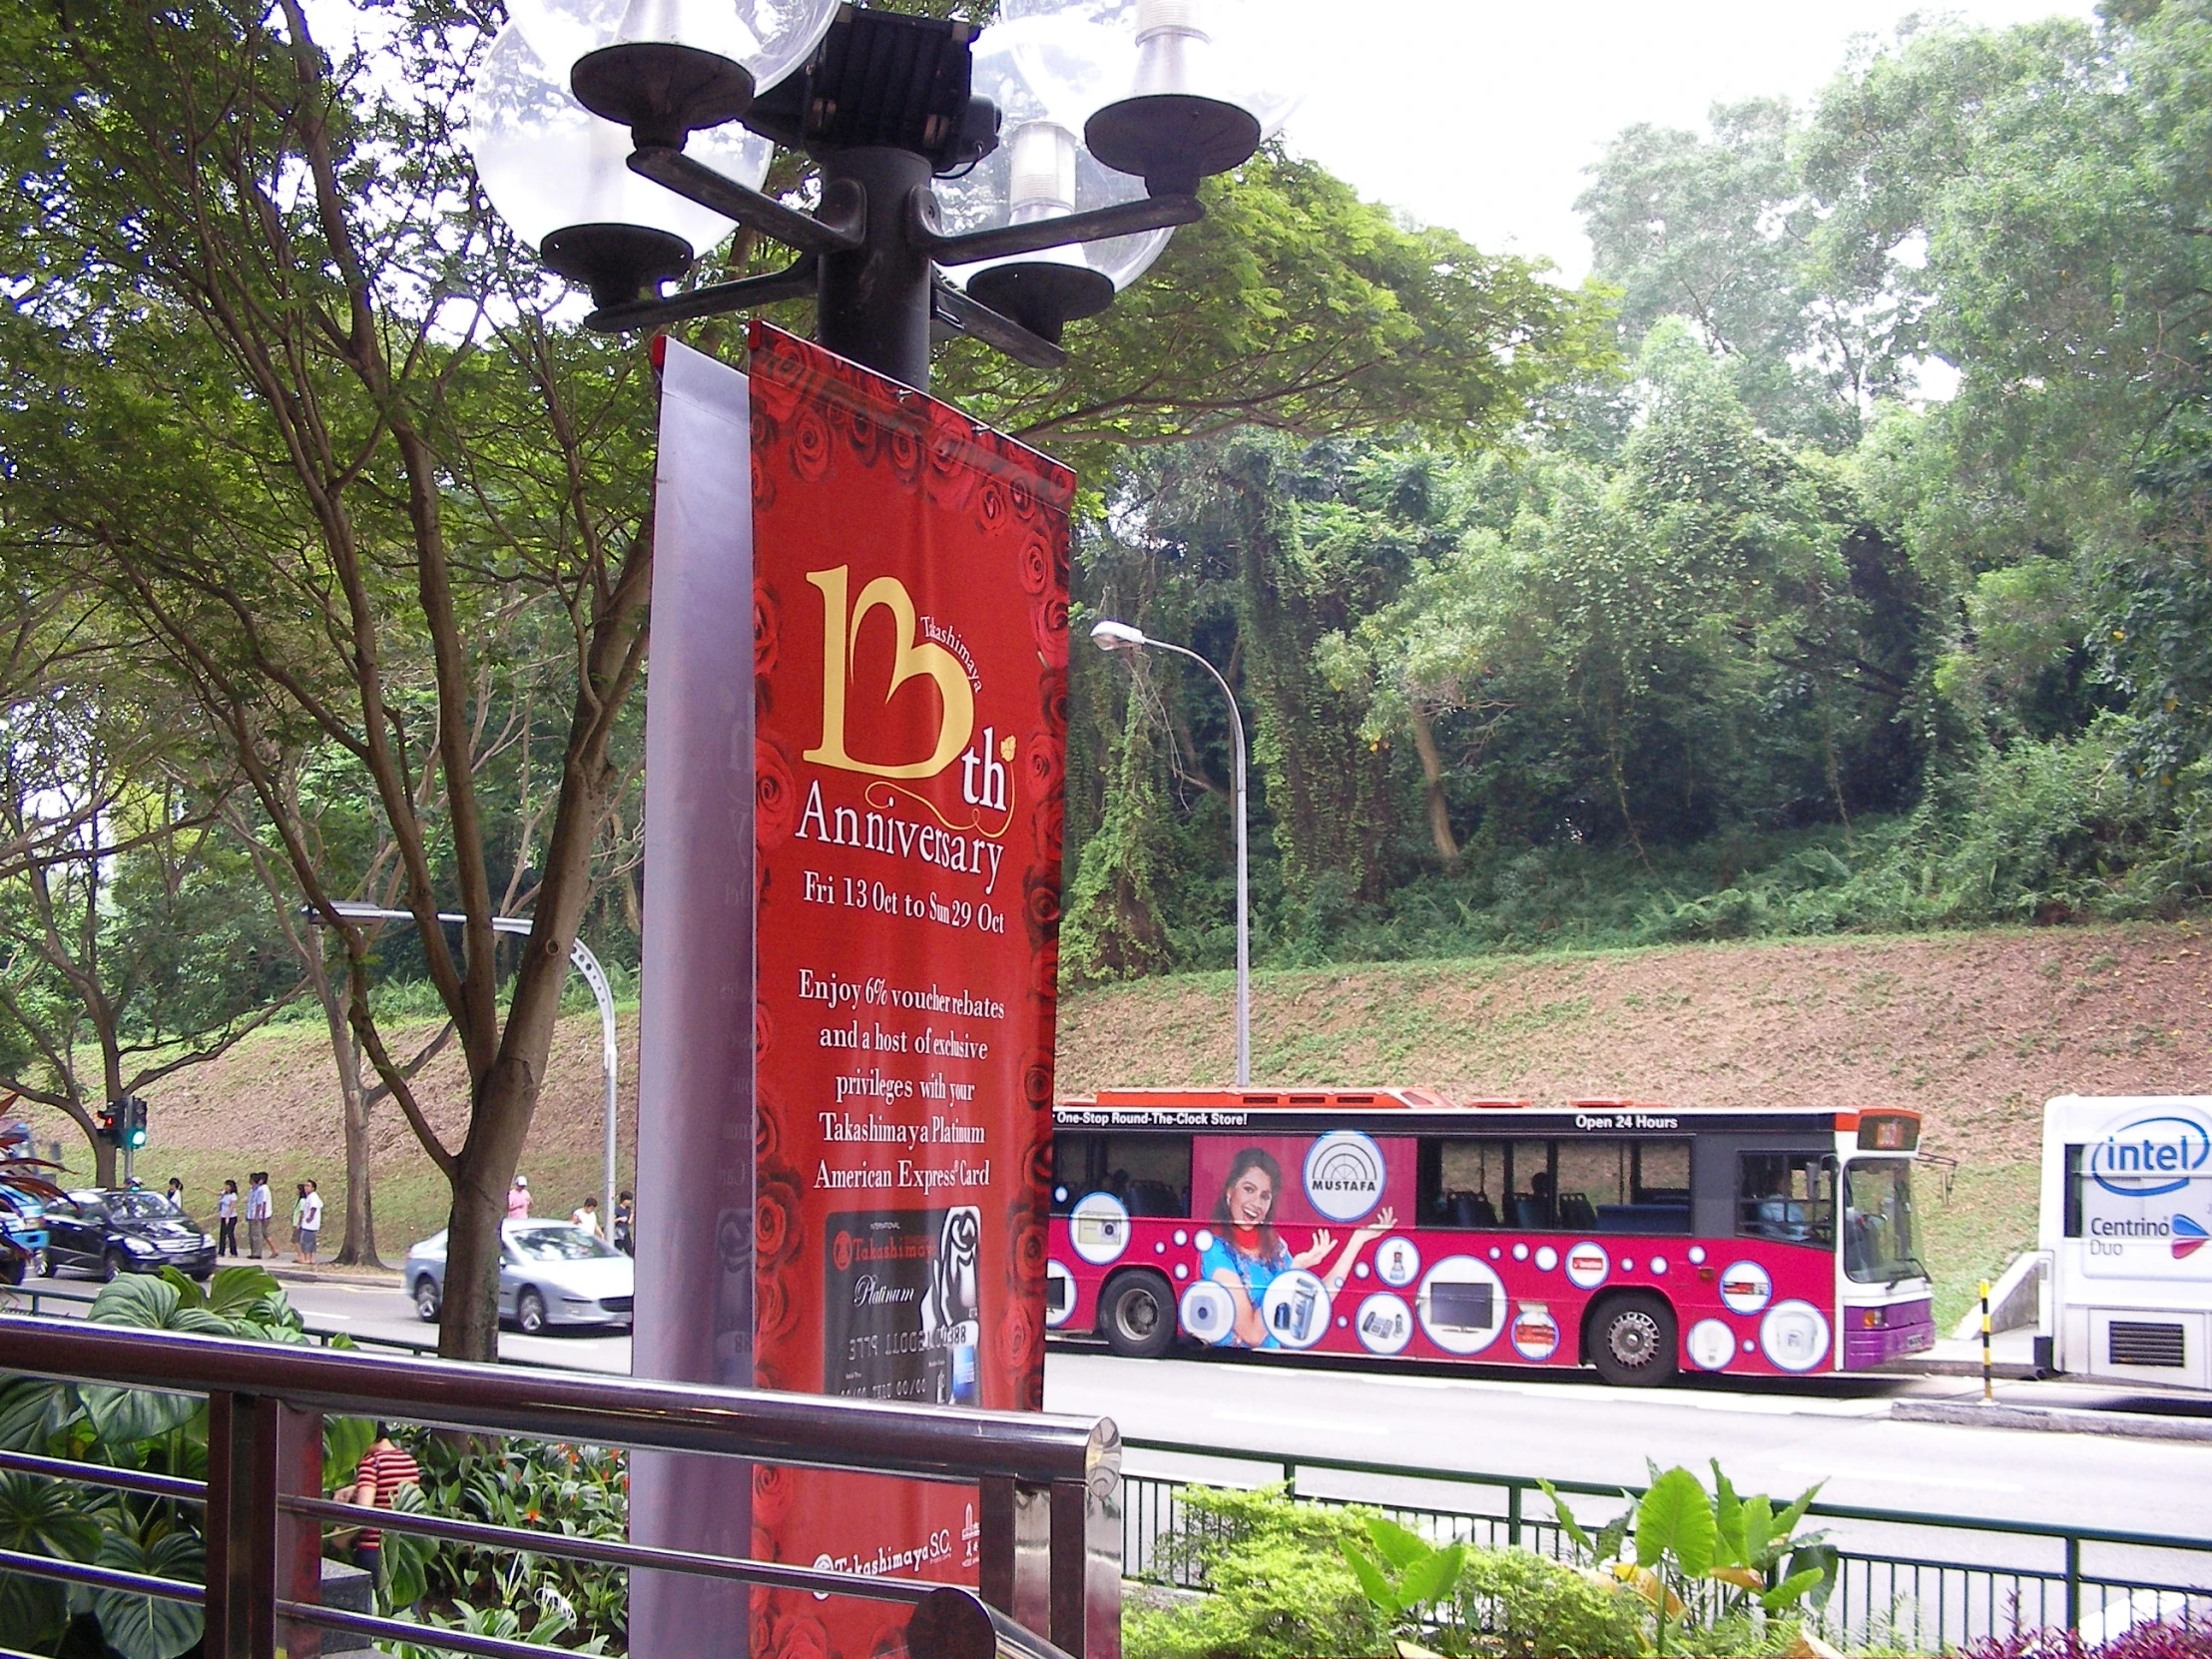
[1455,1546,1648,1658]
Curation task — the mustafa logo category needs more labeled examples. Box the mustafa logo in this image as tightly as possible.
[2088,1113,2212,1198]
[1304,1132,1384,1223]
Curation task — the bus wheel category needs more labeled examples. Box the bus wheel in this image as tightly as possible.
[1099,1272,1177,1359]
[1588,1293,1678,1386]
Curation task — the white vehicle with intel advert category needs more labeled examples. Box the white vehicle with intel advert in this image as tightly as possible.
[2037,1095,2212,1389]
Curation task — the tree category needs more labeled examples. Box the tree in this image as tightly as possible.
[0,0,1614,1350]
[0,701,294,1186]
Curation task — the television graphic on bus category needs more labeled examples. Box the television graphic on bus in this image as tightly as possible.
[1046,1089,1935,1385]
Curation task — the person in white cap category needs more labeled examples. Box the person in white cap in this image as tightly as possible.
[506,1175,531,1221]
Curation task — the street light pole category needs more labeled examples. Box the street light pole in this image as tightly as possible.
[1091,619,1250,1087]
[312,903,623,1220]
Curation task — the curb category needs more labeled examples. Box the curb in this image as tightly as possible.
[1876,1358,2039,1382]
[257,1263,404,1287]
[1891,1398,2212,1442]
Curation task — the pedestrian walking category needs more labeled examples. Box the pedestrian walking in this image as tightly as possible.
[570,1196,601,1236]
[245,1173,273,1259]
[335,1424,421,1584]
[165,1177,185,1210]
[295,1180,322,1264]
[506,1176,531,1220]
[612,1191,634,1256]
[216,1180,240,1256]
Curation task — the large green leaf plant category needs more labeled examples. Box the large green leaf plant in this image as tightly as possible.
[0,1267,364,1659]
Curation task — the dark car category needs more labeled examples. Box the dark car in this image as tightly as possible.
[40,1189,216,1282]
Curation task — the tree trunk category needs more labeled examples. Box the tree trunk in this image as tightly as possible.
[1409,705,1459,864]
[306,929,380,1268]
[438,1055,543,1362]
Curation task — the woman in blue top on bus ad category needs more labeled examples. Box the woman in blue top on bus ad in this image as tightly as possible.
[1200,1147,1397,1348]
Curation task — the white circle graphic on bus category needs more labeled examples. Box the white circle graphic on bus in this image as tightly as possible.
[1760,1301,1831,1372]
[1179,1281,1238,1346]
[1044,1259,1077,1328]
[1355,1292,1415,1355]
[1534,1246,1558,1272]
[1068,1193,1131,1266]
[1375,1237,1420,1288]
[1687,1318,1736,1372]
[1416,1256,1506,1355]
[1304,1131,1385,1223]
[1718,1260,1773,1315]
[1509,1303,1559,1361]
[1563,1241,1610,1290]
[1261,1270,1333,1349]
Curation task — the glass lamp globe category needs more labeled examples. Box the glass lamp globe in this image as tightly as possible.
[936,16,1172,342]
[466,22,774,307]
[1000,0,1295,193]
[562,0,840,146]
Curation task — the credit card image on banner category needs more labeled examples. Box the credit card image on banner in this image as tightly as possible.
[825,1206,983,1403]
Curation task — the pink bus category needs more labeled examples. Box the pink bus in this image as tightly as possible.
[1046,1089,1934,1385]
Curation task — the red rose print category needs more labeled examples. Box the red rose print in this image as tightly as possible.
[1007,471,1036,522]
[757,740,798,846]
[1035,592,1070,659]
[886,423,922,484]
[1026,1124,1054,1191]
[756,1158,805,1266]
[998,1298,1041,1403]
[755,1269,798,1342]
[1006,1200,1046,1287]
[790,404,832,481]
[976,479,1009,532]
[866,1616,912,1659]
[1023,865,1061,942]
[830,397,881,467]
[924,408,976,513]
[1040,667,1069,735]
[756,1001,774,1062]
[1020,1048,1056,1112]
[1032,787,1065,866]
[767,1609,833,1659]
[1024,731,1064,799]
[754,582,780,681]
[1030,938,1059,1003]
[1016,538,1050,597]
[751,435,777,516]
[752,1463,796,1528]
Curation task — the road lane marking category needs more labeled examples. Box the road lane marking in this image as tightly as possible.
[1776,1462,2022,1494]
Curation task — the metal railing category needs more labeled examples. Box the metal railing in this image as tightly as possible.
[0,1317,1123,1659]
[1119,1437,2212,1652]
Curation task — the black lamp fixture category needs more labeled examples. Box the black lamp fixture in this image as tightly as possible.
[464,0,1297,389]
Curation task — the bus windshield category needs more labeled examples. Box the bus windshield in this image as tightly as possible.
[1842,1159,1922,1284]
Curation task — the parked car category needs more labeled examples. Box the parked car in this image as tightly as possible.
[405,1220,633,1334]
[41,1189,216,1282]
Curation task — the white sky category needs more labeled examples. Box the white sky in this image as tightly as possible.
[1270,0,2101,282]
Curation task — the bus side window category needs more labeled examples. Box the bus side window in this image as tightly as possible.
[1737,1153,1835,1245]
[2063,1144,2084,1238]
[1110,1135,1193,1218]
[1421,1139,1504,1228]
[1051,1133,1101,1216]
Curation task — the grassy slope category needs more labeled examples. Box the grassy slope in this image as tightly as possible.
[34,921,2211,1327]
[1058,920,2212,1329]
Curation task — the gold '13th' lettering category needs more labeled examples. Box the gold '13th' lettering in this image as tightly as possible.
[804,565,975,779]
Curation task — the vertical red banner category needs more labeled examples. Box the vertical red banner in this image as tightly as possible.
[747,323,1068,1658]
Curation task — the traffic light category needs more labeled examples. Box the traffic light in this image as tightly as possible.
[123,1097,148,1151]
[95,1105,118,1144]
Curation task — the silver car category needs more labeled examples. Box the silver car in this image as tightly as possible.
[405,1220,633,1334]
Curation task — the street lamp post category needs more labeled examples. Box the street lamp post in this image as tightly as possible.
[1090,618,1250,1087]
[463,0,1297,388]
[312,903,623,1224]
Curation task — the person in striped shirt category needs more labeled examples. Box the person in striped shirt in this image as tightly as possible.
[336,1425,421,1580]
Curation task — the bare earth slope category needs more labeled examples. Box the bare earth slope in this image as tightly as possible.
[46,922,2209,1319]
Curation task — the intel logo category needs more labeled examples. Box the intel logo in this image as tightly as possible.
[2090,1114,2212,1198]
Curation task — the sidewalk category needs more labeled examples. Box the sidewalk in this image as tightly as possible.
[239,1257,402,1287]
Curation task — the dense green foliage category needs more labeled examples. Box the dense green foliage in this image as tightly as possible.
[1063,0,2212,980]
